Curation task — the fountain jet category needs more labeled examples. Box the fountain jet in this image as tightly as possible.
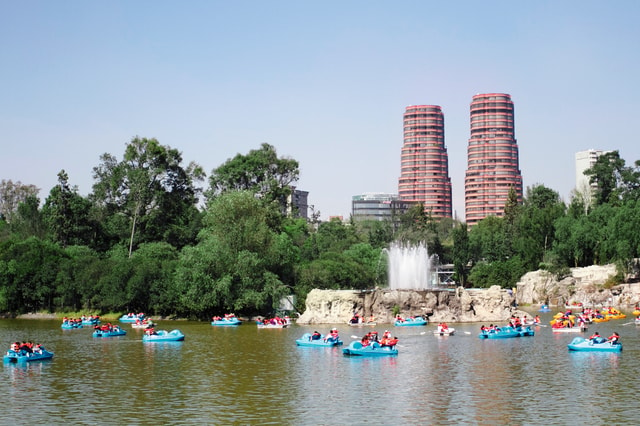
[387,242,435,290]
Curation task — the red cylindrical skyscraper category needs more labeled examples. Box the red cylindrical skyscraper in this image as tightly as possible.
[464,93,523,225]
[398,105,452,218]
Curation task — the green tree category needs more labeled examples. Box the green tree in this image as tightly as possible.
[468,257,526,288]
[396,203,431,244]
[9,195,46,240]
[354,219,394,249]
[93,246,135,312]
[0,179,39,223]
[174,191,293,317]
[206,143,299,212]
[55,245,102,311]
[313,218,361,255]
[91,137,205,257]
[451,223,470,286]
[128,242,179,316]
[42,170,96,248]
[584,151,626,205]
[514,185,565,270]
[468,216,507,263]
[0,237,64,313]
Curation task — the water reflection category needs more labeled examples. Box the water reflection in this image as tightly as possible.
[0,316,639,424]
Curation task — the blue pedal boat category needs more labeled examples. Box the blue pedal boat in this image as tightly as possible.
[93,328,127,338]
[478,326,534,339]
[394,317,428,327]
[119,314,146,323]
[568,337,622,352]
[211,317,241,326]
[81,317,101,326]
[4,348,54,364]
[142,329,185,342]
[61,322,83,329]
[296,333,343,347]
[342,341,398,356]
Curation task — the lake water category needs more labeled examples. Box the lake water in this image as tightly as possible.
[1,312,639,425]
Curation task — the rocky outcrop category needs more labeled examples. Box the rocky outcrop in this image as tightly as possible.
[297,286,526,325]
[514,264,640,306]
[297,265,640,325]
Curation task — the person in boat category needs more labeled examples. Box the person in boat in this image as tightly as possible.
[534,315,541,324]
[360,334,370,347]
[325,328,339,342]
[19,342,33,353]
[577,316,587,330]
[145,327,158,336]
[589,331,601,341]
[367,315,375,324]
[438,323,449,333]
[369,331,379,343]
[384,336,399,349]
[511,316,521,328]
[607,332,620,345]
[311,331,321,341]
[396,315,405,323]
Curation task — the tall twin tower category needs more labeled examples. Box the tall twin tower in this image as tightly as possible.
[398,93,523,225]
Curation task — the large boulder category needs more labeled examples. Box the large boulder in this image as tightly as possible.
[296,289,364,324]
[297,286,523,324]
[515,264,619,306]
[515,263,640,307]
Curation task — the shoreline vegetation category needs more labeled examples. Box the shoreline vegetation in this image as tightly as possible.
[2,146,640,320]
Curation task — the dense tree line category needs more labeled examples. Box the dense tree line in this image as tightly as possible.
[1,140,639,318]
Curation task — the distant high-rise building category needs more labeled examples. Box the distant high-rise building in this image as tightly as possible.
[397,105,452,218]
[575,149,610,195]
[464,93,523,226]
[287,187,309,219]
[351,193,411,222]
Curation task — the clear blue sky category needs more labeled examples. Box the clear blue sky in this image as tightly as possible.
[2,1,639,221]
